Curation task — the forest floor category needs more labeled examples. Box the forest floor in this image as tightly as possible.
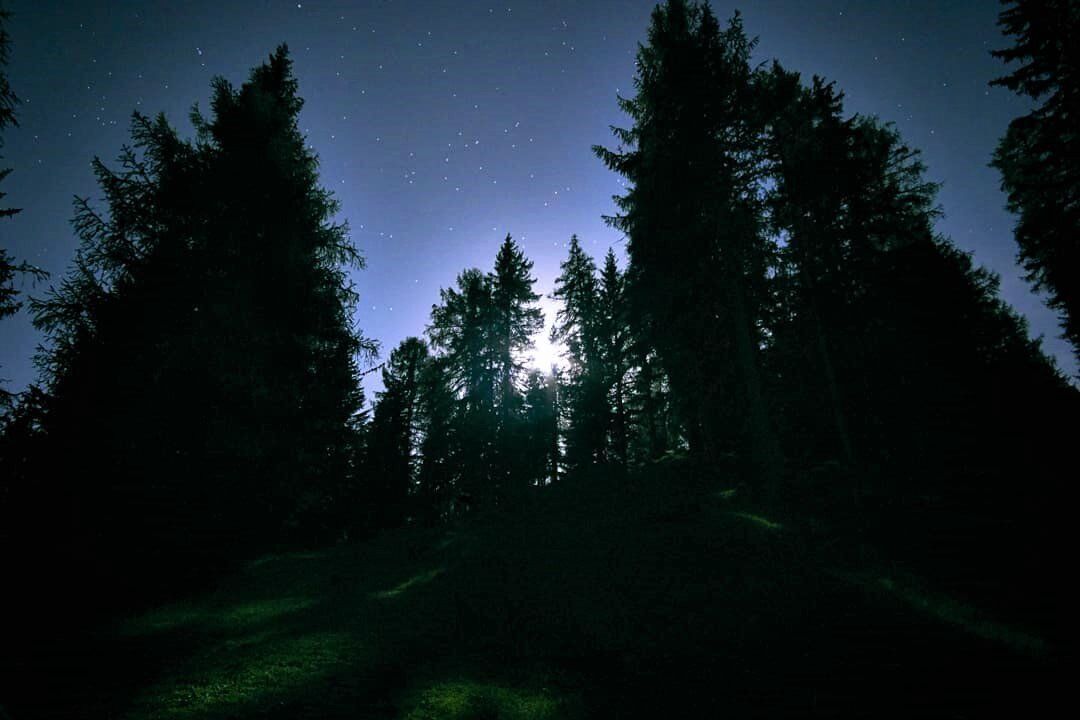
[5,459,1063,718]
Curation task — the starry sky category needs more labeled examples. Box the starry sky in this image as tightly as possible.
[1,0,1073,402]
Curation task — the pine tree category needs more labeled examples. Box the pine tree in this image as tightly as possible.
[598,249,631,469]
[489,235,543,422]
[520,369,560,487]
[764,68,861,469]
[0,2,16,221]
[429,267,496,503]
[415,355,459,522]
[190,48,372,533]
[626,344,675,463]
[29,46,371,578]
[595,1,782,489]
[427,237,541,506]
[763,62,1072,499]
[488,234,543,500]
[430,268,493,404]
[990,0,1080,362]
[0,249,43,322]
[551,236,607,468]
[1,4,45,388]
[366,337,428,528]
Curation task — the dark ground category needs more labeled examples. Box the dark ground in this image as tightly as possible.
[1,459,1064,718]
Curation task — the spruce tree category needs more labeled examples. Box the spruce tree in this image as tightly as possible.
[595,1,782,489]
[763,61,1072,500]
[990,0,1080,362]
[366,337,428,528]
[520,369,559,487]
[598,249,631,469]
[415,355,459,521]
[428,267,496,503]
[764,68,861,469]
[488,234,543,500]
[551,236,607,468]
[427,237,541,506]
[0,2,16,222]
[626,344,674,463]
[1,4,45,387]
[489,234,543,420]
[29,47,371,579]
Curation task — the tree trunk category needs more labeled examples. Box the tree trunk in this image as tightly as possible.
[811,303,856,467]
[729,276,783,496]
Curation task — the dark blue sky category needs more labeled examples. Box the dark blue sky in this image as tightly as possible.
[2,0,1073,401]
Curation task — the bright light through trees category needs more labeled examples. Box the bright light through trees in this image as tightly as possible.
[527,296,568,372]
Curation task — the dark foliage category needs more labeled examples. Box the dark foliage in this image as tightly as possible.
[0,5,1075,716]
[991,0,1080,362]
[3,47,372,616]
[365,337,429,528]
[760,60,1075,511]
[1,4,47,400]
[425,235,545,511]
[0,2,17,220]
[595,2,783,490]
[550,235,607,469]
[586,0,1075,517]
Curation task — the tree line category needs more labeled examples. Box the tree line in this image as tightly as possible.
[0,0,1076,612]
[363,0,1077,526]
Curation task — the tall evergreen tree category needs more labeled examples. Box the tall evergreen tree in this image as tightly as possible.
[551,236,607,468]
[626,344,676,463]
[427,237,541,506]
[429,267,496,503]
[415,355,459,522]
[28,47,371,581]
[365,337,428,528]
[598,249,631,469]
[429,268,494,405]
[520,369,560,487]
[489,235,543,421]
[595,1,782,489]
[488,234,543,501]
[1,4,45,399]
[0,2,16,222]
[763,69,863,469]
[990,0,1080,362]
[761,59,1073,501]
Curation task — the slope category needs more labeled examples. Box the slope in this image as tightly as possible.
[3,458,1062,718]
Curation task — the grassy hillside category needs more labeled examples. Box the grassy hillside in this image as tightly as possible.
[4,459,1061,718]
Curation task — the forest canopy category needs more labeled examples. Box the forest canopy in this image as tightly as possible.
[0,3,1074,716]
[0,0,1073,589]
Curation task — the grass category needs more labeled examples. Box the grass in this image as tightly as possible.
[868,573,1047,656]
[3,461,1063,718]
[727,510,784,531]
[372,568,446,600]
[402,680,569,720]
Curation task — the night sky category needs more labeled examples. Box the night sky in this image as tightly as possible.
[2,0,1073,403]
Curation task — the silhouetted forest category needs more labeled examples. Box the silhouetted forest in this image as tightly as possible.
[0,1,1074,718]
